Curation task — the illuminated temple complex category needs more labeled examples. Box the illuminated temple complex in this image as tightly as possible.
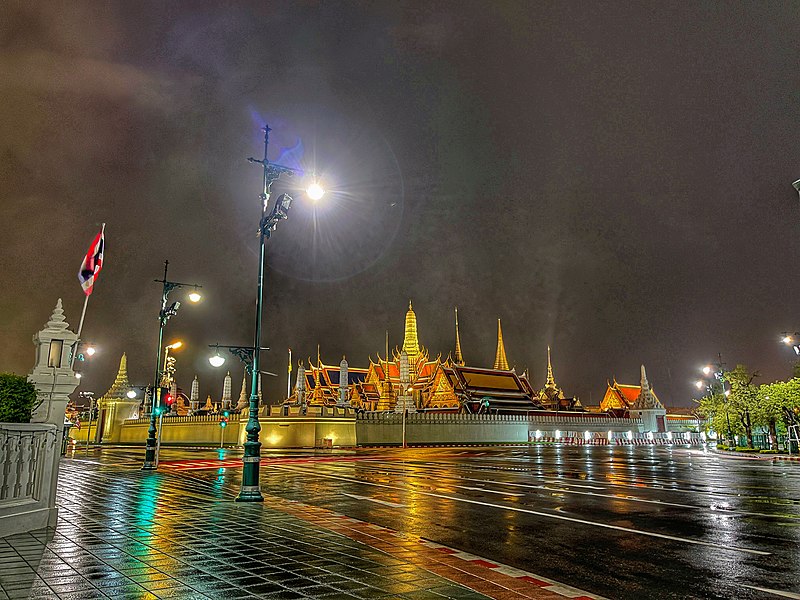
[286,302,583,414]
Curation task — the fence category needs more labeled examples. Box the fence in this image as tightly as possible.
[0,423,60,538]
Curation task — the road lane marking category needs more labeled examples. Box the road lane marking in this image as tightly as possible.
[317,461,799,519]
[455,486,524,497]
[741,585,800,599]
[341,492,406,508]
[273,465,771,556]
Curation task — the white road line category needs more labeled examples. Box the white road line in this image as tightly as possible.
[316,461,795,518]
[541,478,606,490]
[273,465,771,556]
[456,486,524,497]
[741,585,800,599]
[341,492,406,508]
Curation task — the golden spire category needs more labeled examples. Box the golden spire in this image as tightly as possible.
[546,345,556,388]
[454,307,464,366]
[493,318,509,370]
[101,353,132,401]
[402,300,420,362]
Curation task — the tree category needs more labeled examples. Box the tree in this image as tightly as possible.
[758,378,800,449]
[724,365,760,448]
[697,392,740,444]
[0,373,38,423]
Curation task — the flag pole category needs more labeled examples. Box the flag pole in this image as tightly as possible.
[287,348,292,400]
[72,223,105,368]
[76,294,90,340]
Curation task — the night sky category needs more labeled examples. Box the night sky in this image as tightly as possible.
[3,2,800,408]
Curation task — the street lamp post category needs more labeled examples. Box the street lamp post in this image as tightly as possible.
[78,391,95,453]
[234,124,323,502]
[697,356,733,448]
[142,260,202,470]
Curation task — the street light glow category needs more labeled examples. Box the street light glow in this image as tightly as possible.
[306,182,324,201]
[75,373,82,379]
[167,341,183,350]
[209,352,225,368]
[126,389,137,399]
[702,366,712,376]
[783,335,793,345]
[86,346,96,356]
[695,380,704,390]
[188,290,202,303]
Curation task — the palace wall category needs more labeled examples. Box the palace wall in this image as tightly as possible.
[68,409,704,448]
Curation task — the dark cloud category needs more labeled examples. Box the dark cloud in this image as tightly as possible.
[2,1,800,407]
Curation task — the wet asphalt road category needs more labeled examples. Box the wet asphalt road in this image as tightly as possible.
[83,445,800,600]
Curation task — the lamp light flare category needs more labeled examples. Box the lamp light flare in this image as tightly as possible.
[167,341,183,350]
[188,290,202,303]
[75,373,82,379]
[702,366,712,376]
[209,353,225,368]
[306,182,324,201]
[126,389,137,399]
[783,335,793,345]
[695,380,704,390]
[85,346,96,356]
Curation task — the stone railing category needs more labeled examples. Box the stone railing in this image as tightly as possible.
[126,413,231,424]
[0,423,60,537]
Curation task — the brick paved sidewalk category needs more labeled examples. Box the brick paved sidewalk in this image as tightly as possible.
[0,457,596,600]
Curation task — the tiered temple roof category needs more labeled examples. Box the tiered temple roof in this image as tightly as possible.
[600,366,664,414]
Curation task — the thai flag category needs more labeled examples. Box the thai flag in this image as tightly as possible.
[78,225,105,296]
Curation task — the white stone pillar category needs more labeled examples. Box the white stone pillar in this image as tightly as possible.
[28,299,80,528]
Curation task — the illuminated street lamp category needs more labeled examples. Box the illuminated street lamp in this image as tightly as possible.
[695,356,734,448]
[231,124,324,502]
[142,261,203,470]
[126,389,137,399]
[781,331,800,356]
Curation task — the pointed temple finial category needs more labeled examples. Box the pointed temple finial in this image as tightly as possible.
[546,346,556,387]
[99,353,133,401]
[46,298,70,332]
[454,307,464,366]
[632,364,663,409]
[493,318,509,370]
[402,300,420,362]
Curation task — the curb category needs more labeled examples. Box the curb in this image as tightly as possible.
[271,497,606,600]
[418,538,606,600]
[712,449,800,462]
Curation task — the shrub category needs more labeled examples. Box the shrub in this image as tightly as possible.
[716,444,728,450]
[759,449,779,454]
[0,373,37,423]
[734,446,760,453]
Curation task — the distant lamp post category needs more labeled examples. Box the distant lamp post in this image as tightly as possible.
[126,389,137,399]
[696,356,733,448]
[231,123,324,502]
[142,261,202,470]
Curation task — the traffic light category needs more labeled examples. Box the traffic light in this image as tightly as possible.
[220,410,230,428]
